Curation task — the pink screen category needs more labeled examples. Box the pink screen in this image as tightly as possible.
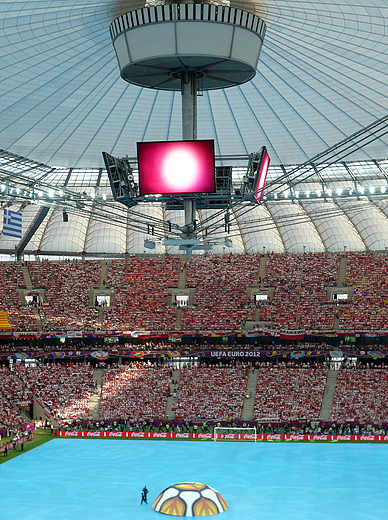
[137,140,215,195]
[254,148,270,203]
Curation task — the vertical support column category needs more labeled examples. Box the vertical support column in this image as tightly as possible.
[181,72,197,141]
[184,198,196,228]
[181,72,197,244]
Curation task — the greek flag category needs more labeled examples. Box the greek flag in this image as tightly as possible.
[3,209,22,239]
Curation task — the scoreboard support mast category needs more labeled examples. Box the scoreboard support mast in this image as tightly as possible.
[109,2,266,259]
[182,72,197,250]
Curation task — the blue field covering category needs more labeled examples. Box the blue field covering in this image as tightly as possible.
[0,439,387,520]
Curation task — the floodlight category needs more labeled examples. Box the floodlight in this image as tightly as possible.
[144,239,156,249]
[252,147,270,203]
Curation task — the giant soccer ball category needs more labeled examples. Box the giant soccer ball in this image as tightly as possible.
[152,482,228,517]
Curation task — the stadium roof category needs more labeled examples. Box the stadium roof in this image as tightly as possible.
[1,0,388,256]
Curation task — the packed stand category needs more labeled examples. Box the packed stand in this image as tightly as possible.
[252,364,328,421]
[0,262,38,330]
[175,366,248,420]
[329,365,388,424]
[27,260,100,331]
[0,366,27,429]
[0,395,25,429]
[339,253,388,330]
[99,363,171,420]
[103,257,180,330]
[0,365,32,408]
[15,362,94,420]
[259,252,340,330]
[180,254,259,330]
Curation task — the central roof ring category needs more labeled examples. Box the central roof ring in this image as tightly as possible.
[110,4,266,91]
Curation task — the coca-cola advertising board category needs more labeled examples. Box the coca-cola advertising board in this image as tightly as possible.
[56,431,388,442]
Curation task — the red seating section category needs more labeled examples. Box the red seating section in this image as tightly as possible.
[252,365,327,421]
[180,254,258,330]
[0,262,37,330]
[260,253,340,330]
[330,367,388,423]
[103,257,180,331]
[0,365,32,408]
[339,253,388,330]
[15,363,94,420]
[1,252,388,332]
[99,364,170,420]
[28,260,100,331]
[1,362,388,428]
[0,366,28,427]
[175,366,248,420]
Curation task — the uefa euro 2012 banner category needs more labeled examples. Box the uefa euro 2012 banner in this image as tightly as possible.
[3,348,388,361]
[56,431,388,442]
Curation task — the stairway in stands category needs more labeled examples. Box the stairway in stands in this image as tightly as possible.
[333,314,340,330]
[319,368,338,421]
[164,367,181,420]
[254,255,267,321]
[175,258,187,329]
[97,260,109,328]
[21,263,33,288]
[337,254,348,286]
[88,368,103,419]
[258,254,267,288]
[3,388,33,424]
[333,254,348,330]
[0,312,11,330]
[241,368,260,420]
[21,263,43,331]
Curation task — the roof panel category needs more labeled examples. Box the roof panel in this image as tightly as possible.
[0,1,387,167]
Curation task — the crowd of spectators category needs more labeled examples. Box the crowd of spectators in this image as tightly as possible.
[0,365,32,408]
[0,366,28,429]
[103,257,180,331]
[0,358,388,432]
[0,262,38,330]
[252,364,328,421]
[259,252,340,330]
[329,365,388,424]
[99,362,171,420]
[14,362,94,420]
[175,366,248,420]
[0,396,25,430]
[339,253,388,330]
[180,254,259,330]
[1,252,388,333]
[28,260,100,331]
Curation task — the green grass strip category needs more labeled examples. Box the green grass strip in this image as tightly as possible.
[0,430,55,465]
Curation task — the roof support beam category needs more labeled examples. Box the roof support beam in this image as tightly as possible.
[16,206,50,259]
